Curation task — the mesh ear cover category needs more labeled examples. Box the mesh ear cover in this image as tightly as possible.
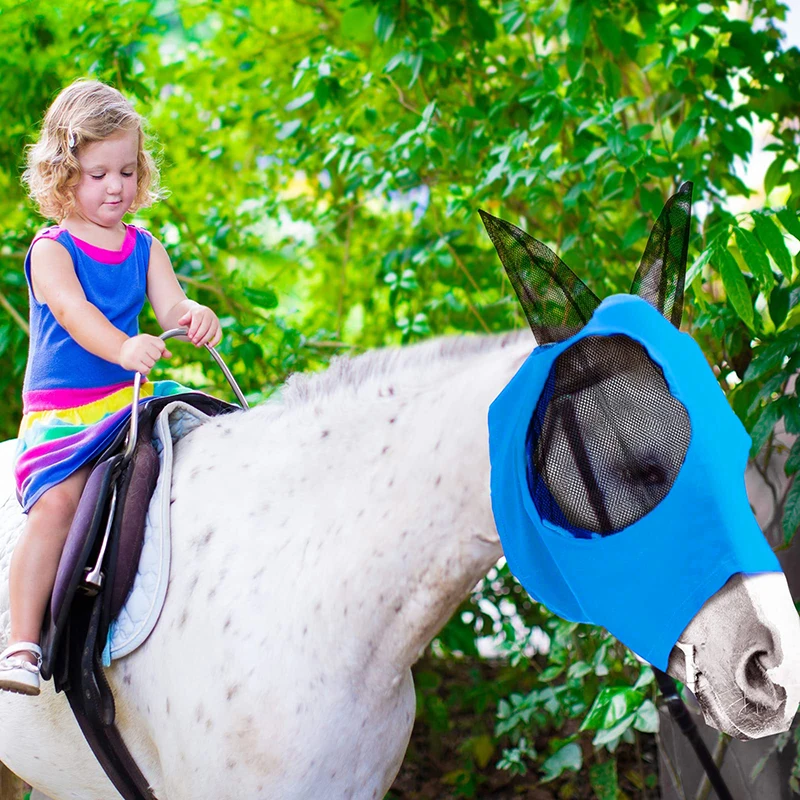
[526,335,691,537]
[478,209,600,344]
[629,180,692,327]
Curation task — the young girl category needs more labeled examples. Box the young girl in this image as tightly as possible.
[0,78,223,695]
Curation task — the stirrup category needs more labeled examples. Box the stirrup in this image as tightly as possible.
[0,641,42,696]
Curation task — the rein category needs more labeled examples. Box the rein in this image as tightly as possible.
[652,665,734,800]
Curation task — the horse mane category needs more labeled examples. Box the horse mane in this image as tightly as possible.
[277,329,531,410]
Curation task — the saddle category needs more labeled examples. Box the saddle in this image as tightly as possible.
[40,391,238,800]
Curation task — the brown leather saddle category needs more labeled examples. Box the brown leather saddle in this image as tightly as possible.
[38,330,247,800]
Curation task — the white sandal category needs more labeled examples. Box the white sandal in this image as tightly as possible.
[0,642,42,696]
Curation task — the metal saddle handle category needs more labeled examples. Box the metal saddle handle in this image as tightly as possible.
[123,328,249,462]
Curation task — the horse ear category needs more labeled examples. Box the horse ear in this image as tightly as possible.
[478,209,601,345]
[630,181,693,328]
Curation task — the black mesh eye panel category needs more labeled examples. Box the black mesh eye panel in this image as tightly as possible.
[525,335,692,537]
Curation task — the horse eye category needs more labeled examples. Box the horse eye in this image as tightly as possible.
[640,463,666,485]
[613,461,666,486]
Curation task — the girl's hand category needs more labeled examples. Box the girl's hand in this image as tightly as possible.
[120,334,172,375]
[178,305,222,348]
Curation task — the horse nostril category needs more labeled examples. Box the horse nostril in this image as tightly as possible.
[744,652,769,689]
[739,650,785,713]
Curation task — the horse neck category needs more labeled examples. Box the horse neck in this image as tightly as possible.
[187,333,533,680]
[319,336,531,672]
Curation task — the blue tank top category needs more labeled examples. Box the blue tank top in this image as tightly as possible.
[22,224,152,392]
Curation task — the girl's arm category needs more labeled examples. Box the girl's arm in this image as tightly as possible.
[30,238,170,373]
[30,238,128,364]
[146,237,221,347]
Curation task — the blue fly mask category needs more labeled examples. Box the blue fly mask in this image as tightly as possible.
[482,182,781,670]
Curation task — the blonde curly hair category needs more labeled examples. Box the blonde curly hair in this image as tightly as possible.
[21,79,164,221]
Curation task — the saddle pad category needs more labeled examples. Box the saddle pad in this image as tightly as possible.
[102,400,213,663]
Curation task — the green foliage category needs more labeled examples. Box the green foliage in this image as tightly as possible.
[2,0,800,795]
[589,759,619,800]
[540,740,581,782]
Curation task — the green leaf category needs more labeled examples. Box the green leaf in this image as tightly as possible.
[457,105,485,120]
[675,6,705,35]
[467,0,496,43]
[500,6,527,34]
[749,402,780,458]
[715,247,754,329]
[589,759,619,800]
[566,0,591,46]
[596,15,621,55]
[744,333,800,381]
[633,664,655,690]
[612,98,638,116]
[607,128,625,157]
[593,714,635,745]
[485,161,505,184]
[776,208,800,242]
[673,118,701,152]
[735,227,773,291]
[747,372,787,416]
[769,286,791,328]
[292,56,311,89]
[783,478,800,545]
[686,247,712,287]
[726,123,753,158]
[243,287,278,310]
[603,61,622,97]
[540,742,582,783]
[764,156,787,196]
[540,142,558,162]
[785,438,800,476]
[622,217,650,249]
[384,52,407,74]
[581,687,644,730]
[752,214,792,281]
[374,11,395,42]
[784,398,800,435]
[276,119,302,140]
[632,699,659,733]
[468,734,495,769]
[284,91,315,111]
[577,113,603,134]
[539,664,565,682]
[567,660,593,679]
[585,146,608,165]
[340,5,376,43]
[627,123,653,140]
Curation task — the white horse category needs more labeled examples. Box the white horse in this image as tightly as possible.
[0,331,798,800]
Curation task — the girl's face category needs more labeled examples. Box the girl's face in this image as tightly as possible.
[72,129,139,228]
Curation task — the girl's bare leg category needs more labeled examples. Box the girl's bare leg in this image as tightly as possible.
[8,464,93,663]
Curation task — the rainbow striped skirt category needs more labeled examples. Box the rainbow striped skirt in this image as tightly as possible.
[14,379,191,513]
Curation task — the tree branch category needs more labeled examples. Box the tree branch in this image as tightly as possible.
[0,290,29,335]
[384,74,421,115]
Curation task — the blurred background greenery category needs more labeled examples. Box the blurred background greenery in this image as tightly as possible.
[2,0,800,796]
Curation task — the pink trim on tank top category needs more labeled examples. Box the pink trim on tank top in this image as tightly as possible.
[22,378,148,413]
[36,224,138,264]
[68,224,137,263]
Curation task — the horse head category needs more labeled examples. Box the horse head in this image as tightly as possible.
[480,182,800,740]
